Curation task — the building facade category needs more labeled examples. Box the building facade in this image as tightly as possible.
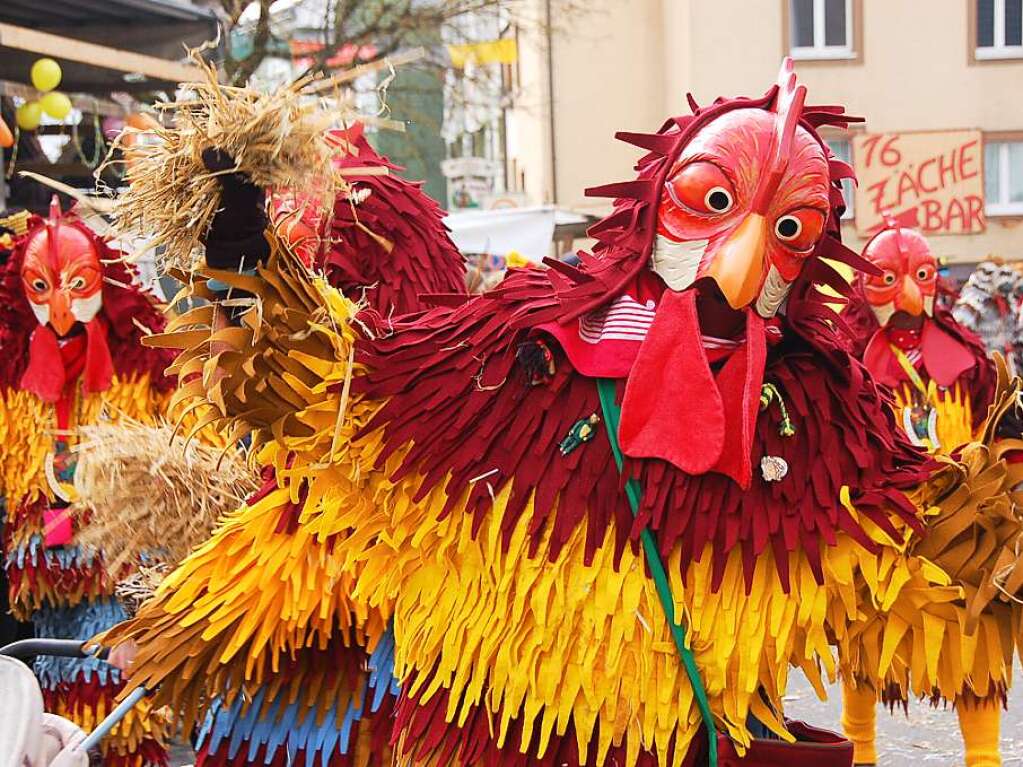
[505,0,1023,264]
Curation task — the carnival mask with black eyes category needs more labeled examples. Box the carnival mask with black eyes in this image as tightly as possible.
[20,200,104,337]
[860,220,936,327]
[17,197,113,402]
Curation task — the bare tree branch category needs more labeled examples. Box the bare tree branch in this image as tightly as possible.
[214,0,585,89]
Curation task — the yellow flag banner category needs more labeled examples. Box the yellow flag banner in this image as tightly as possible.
[448,38,518,68]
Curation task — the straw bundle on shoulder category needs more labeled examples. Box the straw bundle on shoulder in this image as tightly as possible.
[72,418,259,574]
[104,53,358,272]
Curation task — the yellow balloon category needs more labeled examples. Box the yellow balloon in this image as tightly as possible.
[40,91,72,121]
[16,101,42,131]
[31,58,62,92]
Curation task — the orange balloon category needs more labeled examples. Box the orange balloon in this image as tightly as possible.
[0,117,13,148]
[125,112,160,132]
[121,113,162,174]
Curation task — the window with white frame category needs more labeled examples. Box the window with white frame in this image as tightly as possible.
[985,140,1023,215]
[825,138,855,219]
[789,0,854,59]
[976,0,1023,59]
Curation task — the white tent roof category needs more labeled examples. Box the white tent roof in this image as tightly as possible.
[442,205,589,262]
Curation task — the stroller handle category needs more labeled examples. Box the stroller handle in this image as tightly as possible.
[0,638,110,661]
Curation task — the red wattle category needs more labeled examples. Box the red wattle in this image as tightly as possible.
[619,290,725,475]
[861,329,903,387]
[20,325,65,402]
[708,310,766,489]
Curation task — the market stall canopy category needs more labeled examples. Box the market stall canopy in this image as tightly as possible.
[0,0,219,94]
[443,206,593,262]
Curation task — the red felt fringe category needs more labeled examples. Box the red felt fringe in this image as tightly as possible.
[392,682,699,767]
[354,88,928,593]
[284,129,466,317]
[5,497,113,609]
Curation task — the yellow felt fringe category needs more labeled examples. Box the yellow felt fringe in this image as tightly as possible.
[50,692,169,758]
[891,380,974,455]
[845,368,1023,707]
[0,375,168,515]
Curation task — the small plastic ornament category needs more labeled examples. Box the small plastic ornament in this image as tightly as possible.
[760,455,789,482]
[16,101,43,131]
[31,58,62,92]
[40,91,72,120]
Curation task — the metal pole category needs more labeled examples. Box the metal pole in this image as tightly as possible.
[78,686,149,752]
[544,0,558,205]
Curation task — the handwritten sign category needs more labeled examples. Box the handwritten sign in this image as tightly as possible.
[853,130,986,236]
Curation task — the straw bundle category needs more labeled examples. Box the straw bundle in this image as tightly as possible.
[104,53,358,272]
[72,418,259,574]
[115,564,170,617]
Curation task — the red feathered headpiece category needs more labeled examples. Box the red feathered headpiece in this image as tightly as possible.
[849,212,994,419]
[0,204,174,402]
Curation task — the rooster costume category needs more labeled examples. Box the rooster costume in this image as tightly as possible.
[840,221,1022,767]
[0,199,173,766]
[846,216,994,452]
[155,129,467,767]
[107,62,966,767]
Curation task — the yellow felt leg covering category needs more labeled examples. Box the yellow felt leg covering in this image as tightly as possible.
[957,698,1001,767]
[840,681,877,766]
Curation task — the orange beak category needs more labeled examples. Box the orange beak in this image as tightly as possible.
[48,291,76,336]
[895,275,924,316]
[705,214,768,309]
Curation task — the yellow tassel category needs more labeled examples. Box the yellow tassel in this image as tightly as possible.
[957,696,1002,767]
[840,680,877,765]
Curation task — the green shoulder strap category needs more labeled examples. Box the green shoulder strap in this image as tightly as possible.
[596,378,719,767]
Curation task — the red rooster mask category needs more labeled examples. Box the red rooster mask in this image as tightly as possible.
[17,197,113,402]
[859,217,974,388]
[543,60,861,488]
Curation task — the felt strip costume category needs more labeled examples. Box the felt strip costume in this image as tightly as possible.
[841,221,1023,766]
[846,216,995,454]
[0,200,174,767]
[952,262,1023,375]
[107,62,965,767]
[148,131,466,767]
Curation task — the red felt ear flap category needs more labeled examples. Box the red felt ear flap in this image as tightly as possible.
[83,318,114,394]
[920,321,976,387]
[861,330,903,388]
[619,289,726,474]
[21,325,65,402]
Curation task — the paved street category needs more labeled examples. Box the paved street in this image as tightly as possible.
[784,662,1023,766]
[168,739,196,767]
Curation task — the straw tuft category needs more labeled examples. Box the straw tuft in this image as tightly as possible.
[102,52,360,272]
[72,418,259,575]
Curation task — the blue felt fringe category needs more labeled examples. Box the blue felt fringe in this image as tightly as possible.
[6,534,101,571]
[197,625,401,765]
[32,598,126,690]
